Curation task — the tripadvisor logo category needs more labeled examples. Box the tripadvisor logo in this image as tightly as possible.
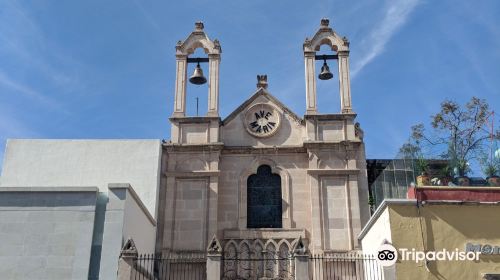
[376,244,398,266]
[375,244,481,267]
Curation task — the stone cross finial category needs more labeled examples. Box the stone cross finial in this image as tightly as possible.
[195,21,204,31]
[257,75,268,89]
[320,18,330,27]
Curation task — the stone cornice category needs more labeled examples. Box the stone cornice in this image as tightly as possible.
[223,228,306,240]
[163,170,220,177]
[304,113,357,121]
[221,145,307,155]
[162,142,363,153]
[163,142,224,152]
[307,169,360,175]
[303,140,362,150]
[169,116,221,124]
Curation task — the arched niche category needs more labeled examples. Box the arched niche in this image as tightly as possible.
[238,158,292,229]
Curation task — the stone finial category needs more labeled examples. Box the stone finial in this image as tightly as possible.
[195,21,204,31]
[257,75,268,89]
[320,18,330,27]
[213,39,221,51]
[342,36,350,47]
[207,235,222,254]
[175,40,183,51]
[293,236,308,255]
[355,122,364,140]
[120,237,138,258]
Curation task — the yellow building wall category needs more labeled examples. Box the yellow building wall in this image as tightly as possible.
[389,204,500,280]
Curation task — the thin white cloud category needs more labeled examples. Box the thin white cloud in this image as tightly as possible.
[131,0,161,31]
[0,1,82,92]
[351,0,420,77]
[0,71,62,110]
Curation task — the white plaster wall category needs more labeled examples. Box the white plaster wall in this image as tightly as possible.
[360,207,392,255]
[123,190,156,254]
[0,139,161,217]
[0,188,97,280]
[100,186,157,279]
[222,95,305,147]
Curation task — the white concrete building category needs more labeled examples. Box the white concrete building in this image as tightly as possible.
[0,19,370,279]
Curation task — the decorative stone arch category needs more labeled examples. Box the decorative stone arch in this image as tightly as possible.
[175,23,221,56]
[277,239,292,252]
[238,157,292,229]
[173,21,221,117]
[303,18,352,114]
[252,239,265,252]
[223,240,238,258]
[263,239,279,252]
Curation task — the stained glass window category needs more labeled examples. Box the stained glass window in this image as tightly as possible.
[247,165,282,228]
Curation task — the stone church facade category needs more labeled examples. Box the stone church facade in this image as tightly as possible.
[157,19,370,256]
[0,19,371,279]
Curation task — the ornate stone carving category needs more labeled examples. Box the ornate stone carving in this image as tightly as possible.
[320,18,330,28]
[256,74,268,89]
[293,236,308,254]
[244,103,281,138]
[355,122,364,140]
[120,237,138,258]
[194,21,204,31]
[207,235,222,254]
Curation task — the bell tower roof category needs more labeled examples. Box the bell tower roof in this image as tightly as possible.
[303,18,349,53]
[175,21,221,56]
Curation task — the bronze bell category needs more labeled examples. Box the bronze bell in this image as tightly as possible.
[189,62,207,85]
[318,61,333,80]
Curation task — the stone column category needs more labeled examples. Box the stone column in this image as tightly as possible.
[293,236,310,279]
[294,254,310,280]
[337,51,352,113]
[173,54,188,117]
[207,175,219,239]
[304,51,317,114]
[206,235,222,280]
[207,53,220,117]
[309,173,323,252]
[162,176,177,249]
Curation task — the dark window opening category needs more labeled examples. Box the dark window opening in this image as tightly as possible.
[247,165,282,228]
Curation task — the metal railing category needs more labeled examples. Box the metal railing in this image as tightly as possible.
[132,252,206,280]
[309,253,383,280]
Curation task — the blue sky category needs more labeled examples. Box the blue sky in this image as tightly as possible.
[0,0,499,173]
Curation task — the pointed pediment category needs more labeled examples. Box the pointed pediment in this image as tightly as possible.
[221,87,304,147]
[222,88,303,126]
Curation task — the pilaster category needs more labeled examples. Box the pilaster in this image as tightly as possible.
[207,53,220,117]
[304,52,317,114]
[338,51,352,113]
[173,55,188,117]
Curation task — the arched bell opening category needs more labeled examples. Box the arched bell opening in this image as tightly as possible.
[186,48,209,116]
[316,45,341,114]
[303,18,352,114]
[173,21,221,118]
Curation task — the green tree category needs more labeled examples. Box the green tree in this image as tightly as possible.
[409,97,499,177]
